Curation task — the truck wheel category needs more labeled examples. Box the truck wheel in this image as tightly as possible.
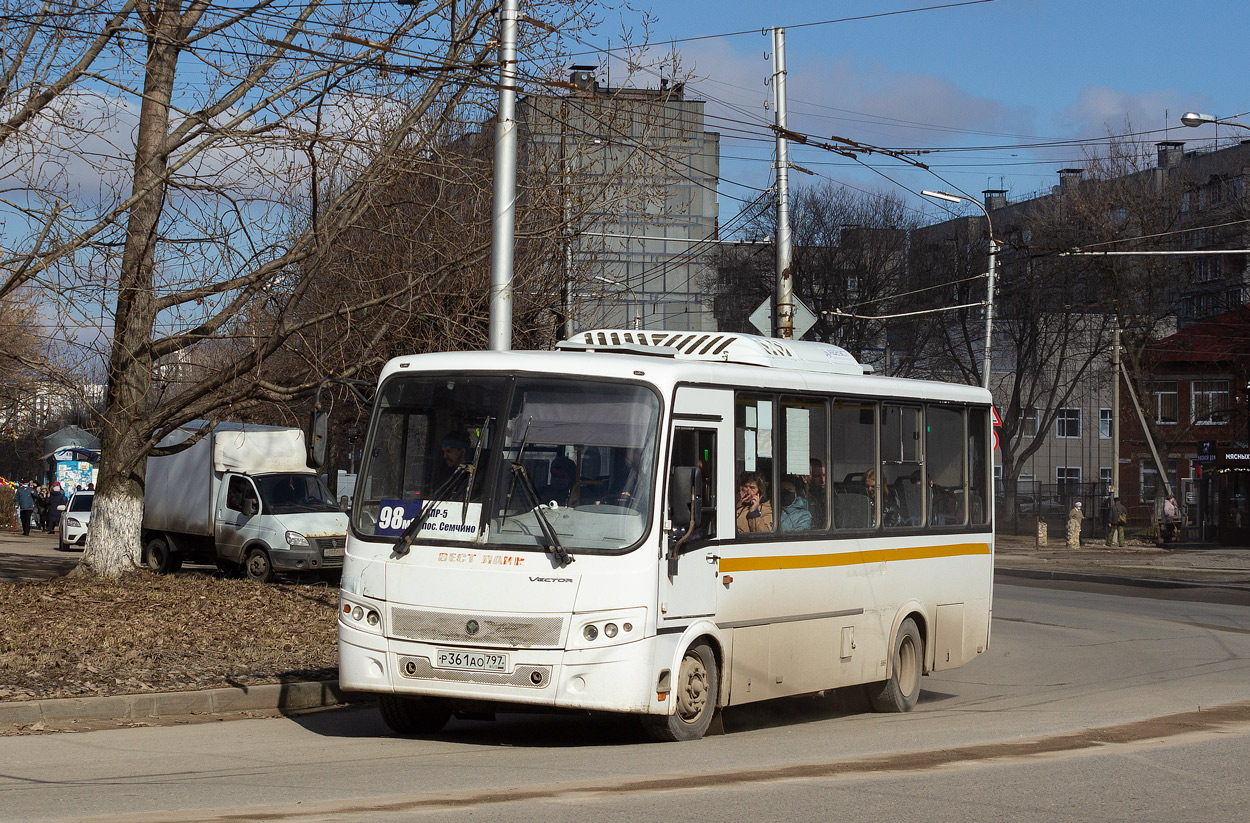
[378,695,451,735]
[144,537,177,575]
[244,547,274,583]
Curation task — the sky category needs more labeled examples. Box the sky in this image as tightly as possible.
[573,0,1250,231]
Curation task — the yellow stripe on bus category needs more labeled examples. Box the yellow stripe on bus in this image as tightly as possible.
[718,542,991,573]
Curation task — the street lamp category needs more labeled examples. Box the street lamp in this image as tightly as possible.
[922,189,1000,390]
[1181,111,1250,132]
[586,275,642,329]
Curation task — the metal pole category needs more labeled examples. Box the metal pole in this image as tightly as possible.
[1111,327,1121,496]
[772,27,794,339]
[560,100,574,340]
[1120,360,1175,500]
[488,0,519,351]
[982,239,997,389]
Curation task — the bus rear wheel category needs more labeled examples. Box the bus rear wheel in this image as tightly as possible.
[378,695,452,735]
[866,617,922,713]
[642,641,718,742]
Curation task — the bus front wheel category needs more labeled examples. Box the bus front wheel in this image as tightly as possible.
[866,617,922,713]
[378,695,452,735]
[642,641,718,742]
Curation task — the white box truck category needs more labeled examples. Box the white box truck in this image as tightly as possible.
[142,422,348,582]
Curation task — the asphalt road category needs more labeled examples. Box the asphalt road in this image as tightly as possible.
[4,582,1250,822]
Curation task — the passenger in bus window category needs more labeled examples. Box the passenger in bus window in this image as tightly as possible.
[778,475,811,532]
[735,472,773,533]
[806,458,827,528]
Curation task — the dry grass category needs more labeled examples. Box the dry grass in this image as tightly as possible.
[0,573,338,702]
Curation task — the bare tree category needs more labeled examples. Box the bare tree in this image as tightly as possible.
[0,0,628,577]
[710,184,916,364]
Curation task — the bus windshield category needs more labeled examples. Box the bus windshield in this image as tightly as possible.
[353,374,660,554]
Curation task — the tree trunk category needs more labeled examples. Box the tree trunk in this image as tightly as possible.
[77,4,184,579]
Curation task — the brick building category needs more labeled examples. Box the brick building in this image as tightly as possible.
[1117,306,1250,543]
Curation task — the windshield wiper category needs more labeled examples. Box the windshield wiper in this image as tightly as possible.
[509,461,573,567]
[392,465,470,556]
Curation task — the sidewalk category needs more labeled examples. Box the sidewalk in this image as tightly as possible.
[994,532,1250,590]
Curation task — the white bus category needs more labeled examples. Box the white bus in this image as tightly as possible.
[337,330,994,741]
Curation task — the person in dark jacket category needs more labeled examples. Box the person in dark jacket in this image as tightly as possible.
[33,485,49,532]
[14,480,35,536]
[45,483,67,534]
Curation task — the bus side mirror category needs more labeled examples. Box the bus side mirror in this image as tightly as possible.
[669,466,703,530]
[308,409,329,469]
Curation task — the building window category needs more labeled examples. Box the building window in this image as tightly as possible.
[1099,408,1113,439]
[1018,474,1037,496]
[1140,464,1177,503]
[1021,407,1038,438]
[1153,382,1178,425]
[1192,380,1230,425]
[1100,467,1112,488]
[1196,257,1223,283]
[1056,466,1081,495]
[1056,408,1081,439]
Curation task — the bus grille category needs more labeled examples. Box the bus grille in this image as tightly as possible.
[389,606,565,649]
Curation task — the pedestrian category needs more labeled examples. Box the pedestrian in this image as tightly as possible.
[1160,494,1178,546]
[1106,496,1128,547]
[45,483,67,534]
[14,480,35,536]
[1067,500,1084,548]
[33,485,49,532]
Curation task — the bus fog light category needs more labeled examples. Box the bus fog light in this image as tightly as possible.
[583,625,598,641]
[531,671,544,685]
[604,623,618,638]
[351,605,364,621]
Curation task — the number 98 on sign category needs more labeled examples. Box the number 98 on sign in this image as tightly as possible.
[376,499,422,535]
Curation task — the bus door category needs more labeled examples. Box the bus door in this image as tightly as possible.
[661,388,731,623]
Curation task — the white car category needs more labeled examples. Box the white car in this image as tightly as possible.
[58,490,94,552]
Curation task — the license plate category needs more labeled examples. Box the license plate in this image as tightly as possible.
[322,546,344,558]
[435,649,509,672]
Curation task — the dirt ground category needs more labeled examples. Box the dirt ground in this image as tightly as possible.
[0,572,338,703]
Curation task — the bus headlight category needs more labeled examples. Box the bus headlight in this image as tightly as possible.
[340,594,384,635]
[570,608,646,650]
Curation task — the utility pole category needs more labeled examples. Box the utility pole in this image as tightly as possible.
[771,27,794,339]
[488,0,519,351]
[560,99,574,339]
[1111,327,1121,497]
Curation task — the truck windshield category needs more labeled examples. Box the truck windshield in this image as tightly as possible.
[255,474,340,515]
[353,373,660,554]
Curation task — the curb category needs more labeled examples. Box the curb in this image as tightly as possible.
[0,679,368,728]
[996,566,1250,593]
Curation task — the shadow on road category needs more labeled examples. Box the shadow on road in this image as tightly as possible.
[291,685,904,747]
[0,551,78,582]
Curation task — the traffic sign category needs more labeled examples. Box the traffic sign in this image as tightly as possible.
[749,296,818,339]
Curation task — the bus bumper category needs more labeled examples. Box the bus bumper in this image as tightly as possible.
[339,620,663,714]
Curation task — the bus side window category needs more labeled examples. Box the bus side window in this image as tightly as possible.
[670,428,716,540]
